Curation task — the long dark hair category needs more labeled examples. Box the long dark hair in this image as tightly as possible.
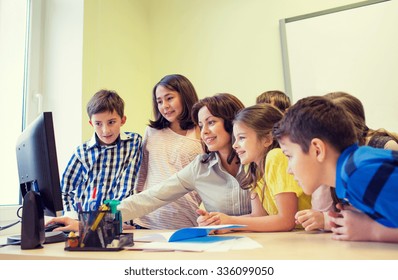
[149,74,198,130]
[234,104,283,190]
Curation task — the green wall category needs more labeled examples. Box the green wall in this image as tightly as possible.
[82,0,361,138]
[83,0,152,139]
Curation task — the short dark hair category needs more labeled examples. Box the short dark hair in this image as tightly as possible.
[149,74,198,130]
[86,89,124,119]
[273,96,357,153]
[191,93,245,164]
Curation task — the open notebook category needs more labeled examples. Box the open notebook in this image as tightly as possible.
[134,224,246,242]
[125,225,259,252]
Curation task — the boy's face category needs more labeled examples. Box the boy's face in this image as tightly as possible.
[278,136,322,195]
[89,110,126,146]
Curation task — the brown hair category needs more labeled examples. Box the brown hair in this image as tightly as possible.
[273,96,357,153]
[325,91,398,147]
[256,90,291,113]
[191,93,245,164]
[149,74,198,130]
[324,92,367,145]
[86,89,124,119]
[234,104,283,190]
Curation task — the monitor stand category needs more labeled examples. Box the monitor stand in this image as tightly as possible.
[7,231,67,246]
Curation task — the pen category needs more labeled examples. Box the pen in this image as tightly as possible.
[92,186,97,199]
[76,201,83,213]
[97,227,105,248]
[89,186,98,211]
[92,203,109,230]
[94,191,102,212]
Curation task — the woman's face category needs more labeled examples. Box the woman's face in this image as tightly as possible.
[197,106,231,153]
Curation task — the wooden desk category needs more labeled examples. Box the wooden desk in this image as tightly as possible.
[1,230,398,260]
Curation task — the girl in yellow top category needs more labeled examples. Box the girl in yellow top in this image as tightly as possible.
[197,103,311,232]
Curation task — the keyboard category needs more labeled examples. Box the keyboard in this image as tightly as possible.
[6,231,67,245]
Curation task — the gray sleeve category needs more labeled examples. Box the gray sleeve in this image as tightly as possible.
[117,158,198,222]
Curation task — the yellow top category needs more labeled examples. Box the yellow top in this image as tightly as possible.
[253,148,311,218]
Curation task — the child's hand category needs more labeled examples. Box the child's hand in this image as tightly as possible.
[328,205,376,241]
[327,203,354,228]
[295,209,325,231]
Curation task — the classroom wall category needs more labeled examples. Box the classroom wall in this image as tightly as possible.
[40,0,83,172]
[282,0,398,133]
[83,0,152,139]
[82,0,361,139]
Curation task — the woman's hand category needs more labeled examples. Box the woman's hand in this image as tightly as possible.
[196,209,234,234]
[196,209,221,226]
[46,216,79,232]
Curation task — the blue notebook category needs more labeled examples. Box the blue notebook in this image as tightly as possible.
[135,224,246,242]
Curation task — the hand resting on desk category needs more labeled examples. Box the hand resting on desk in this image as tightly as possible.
[46,216,142,234]
[329,203,398,243]
[46,216,79,232]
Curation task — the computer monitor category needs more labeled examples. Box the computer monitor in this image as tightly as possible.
[14,112,65,249]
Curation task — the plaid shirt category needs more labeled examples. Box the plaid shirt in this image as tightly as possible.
[61,132,142,217]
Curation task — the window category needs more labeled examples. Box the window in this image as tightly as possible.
[0,0,29,205]
[0,0,83,213]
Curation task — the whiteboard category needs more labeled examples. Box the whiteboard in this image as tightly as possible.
[280,0,398,133]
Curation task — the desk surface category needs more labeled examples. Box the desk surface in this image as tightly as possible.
[1,230,398,260]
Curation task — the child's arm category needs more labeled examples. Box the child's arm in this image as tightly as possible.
[298,185,335,231]
[197,193,297,232]
[232,192,297,232]
[329,204,398,243]
[196,194,269,226]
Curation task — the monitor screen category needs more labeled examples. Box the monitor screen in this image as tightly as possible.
[14,112,64,248]
[16,112,63,216]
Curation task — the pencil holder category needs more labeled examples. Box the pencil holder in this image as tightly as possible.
[78,209,119,248]
[65,201,132,251]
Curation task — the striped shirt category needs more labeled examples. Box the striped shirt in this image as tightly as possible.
[336,144,398,227]
[62,132,142,218]
[134,127,203,229]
